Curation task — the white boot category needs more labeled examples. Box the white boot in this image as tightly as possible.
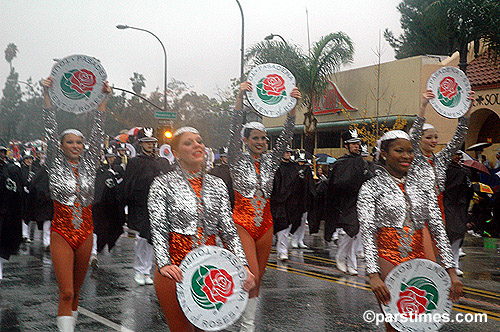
[240,297,258,332]
[72,310,79,328]
[56,316,75,332]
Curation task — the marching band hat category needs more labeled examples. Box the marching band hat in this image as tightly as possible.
[296,150,307,162]
[117,142,127,151]
[342,129,361,144]
[360,144,369,157]
[104,147,116,158]
[219,146,228,157]
[22,150,34,160]
[137,127,158,143]
[0,146,7,152]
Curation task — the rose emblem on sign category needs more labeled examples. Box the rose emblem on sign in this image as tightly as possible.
[256,74,287,105]
[438,76,461,108]
[60,69,97,100]
[191,265,234,311]
[397,277,439,318]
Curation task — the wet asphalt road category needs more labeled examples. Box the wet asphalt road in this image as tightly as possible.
[1,229,500,332]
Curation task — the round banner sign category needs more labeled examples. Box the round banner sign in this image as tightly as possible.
[177,245,248,331]
[427,66,471,118]
[246,63,297,118]
[159,144,174,163]
[382,259,452,332]
[49,54,107,114]
[125,143,136,158]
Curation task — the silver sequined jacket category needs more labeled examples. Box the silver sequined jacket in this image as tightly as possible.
[43,107,104,207]
[227,108,295,199]
[148,164,248,268]
[358,167,454,275]
[409,115,470,194]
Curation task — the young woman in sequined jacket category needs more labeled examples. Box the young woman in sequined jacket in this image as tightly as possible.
[227,82,300,331]
[358,130,462,332]
[42,77,110,332]
[148,127,255,332]
[409,89,473,262]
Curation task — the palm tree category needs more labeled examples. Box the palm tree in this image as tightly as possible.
[4,43,18,72]
[246,32,354,153]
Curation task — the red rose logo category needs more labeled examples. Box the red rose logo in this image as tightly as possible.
[70,69,97,94]
[439,77,458,100]
[262,74,286,96]
[397,286,429,317]
[201,269,234,304]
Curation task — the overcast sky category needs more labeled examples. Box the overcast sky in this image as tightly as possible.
[1,0,403,98]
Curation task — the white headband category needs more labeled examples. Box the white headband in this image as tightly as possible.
[60,129,85,141]
[173,127,199,139]
[376,130,410,160]
[423,123,435,131]
[241,122,266,140]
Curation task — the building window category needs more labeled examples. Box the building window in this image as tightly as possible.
[317,131,341,148]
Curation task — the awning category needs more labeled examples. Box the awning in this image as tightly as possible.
[266,115,416,135]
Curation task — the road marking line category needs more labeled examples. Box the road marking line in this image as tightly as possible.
[268,262,500,322]
[78,307,135,332]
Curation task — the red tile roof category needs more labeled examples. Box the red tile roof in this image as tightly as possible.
[466,50,500,89]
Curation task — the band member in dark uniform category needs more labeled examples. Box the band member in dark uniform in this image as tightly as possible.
[92,147,125,253]
[325,129,373,275]
[0,145,23,279]
[209,146,235,210]
[119,128,172,286]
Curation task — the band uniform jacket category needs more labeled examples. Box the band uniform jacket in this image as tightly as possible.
[119,153,172,241]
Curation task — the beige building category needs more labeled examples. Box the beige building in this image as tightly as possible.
[264,47,500,164]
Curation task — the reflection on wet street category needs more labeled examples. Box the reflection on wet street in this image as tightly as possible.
[1,230,500,331]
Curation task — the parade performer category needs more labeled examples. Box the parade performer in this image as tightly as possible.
[42,77,110,332]
[119,128,171,286]
[149,127,255,332]
[443,151,473,276]
[113,142,128,170]
[0,145,23,280]
[290,151,315,249]
[358,130,462,332]
[271,147,302,261]
[409,90,472,261]
[28,165,53,250]
[209,146,235,210]
[325,129,374,275]
[92,147,125,254]
[20,150,38,243]
[228,82,300,331]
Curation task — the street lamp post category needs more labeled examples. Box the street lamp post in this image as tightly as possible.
[264,33,286,43]
[235,0,246,123]
[116,24,168,111]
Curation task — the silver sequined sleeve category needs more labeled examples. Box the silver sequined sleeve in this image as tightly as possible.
[227,108,244,167]
[357,180,380,274]
[409,115,425,159]
[269,114,296,174]
[86,109,105,169]
[425,190,455,270]
[149,175,171,268]
[43,107,58,170]
[216,179,248,266]
[434,116,470,191]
